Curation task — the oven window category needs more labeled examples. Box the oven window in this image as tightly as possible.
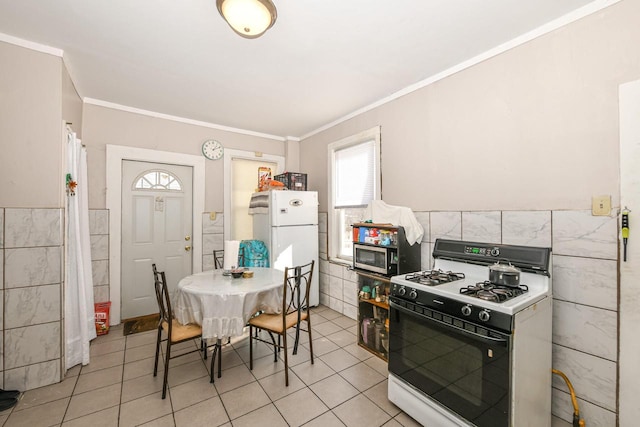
[389,305,511,427]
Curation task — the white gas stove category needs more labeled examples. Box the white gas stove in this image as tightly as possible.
[388,239,553,427]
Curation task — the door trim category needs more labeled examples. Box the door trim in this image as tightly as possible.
[223,149,284,239]
[106,144,205,324]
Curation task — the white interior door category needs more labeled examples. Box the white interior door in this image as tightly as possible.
[121,160,193,319]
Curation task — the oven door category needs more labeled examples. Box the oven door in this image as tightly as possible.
[389,299,512,427]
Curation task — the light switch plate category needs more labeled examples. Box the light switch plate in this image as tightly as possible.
[592,195,611,216]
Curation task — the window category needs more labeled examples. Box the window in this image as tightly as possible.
[133,170,182,191]
[328,126,381,262]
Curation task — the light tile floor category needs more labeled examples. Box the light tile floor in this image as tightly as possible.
[0,305,573,427]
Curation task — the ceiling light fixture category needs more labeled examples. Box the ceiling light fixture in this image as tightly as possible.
[216,0,277,39]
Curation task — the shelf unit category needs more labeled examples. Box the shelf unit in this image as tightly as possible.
[352,223,421,361]
[351,223,420,276]
[356,272,390,360]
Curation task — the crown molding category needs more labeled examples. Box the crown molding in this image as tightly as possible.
[0,32,63,57]
[84,98,286,141]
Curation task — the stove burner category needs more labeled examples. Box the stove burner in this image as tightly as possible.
[404,269,465,286]
[460,281,529,303]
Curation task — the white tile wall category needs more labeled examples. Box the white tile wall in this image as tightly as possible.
[202,213,224,272]
[319,259,329,275]
[202,212,224,234]
[4,322,61,370]
[88,210,109,235]
[552,255,617,310]
[329,263,344,278]
[319,293,330,306]
[552,211,618,259]
[414,212,430,242]
[319,272,329,296]
[4,209,62,248]
[552,388,616,427]
[89,235,109,260]
[552,300,617,361]
[552,344,616,411]
[502,211,552,247]
[4,284,61,329]
[91,260,109,287]
[93,285,109,304]
[420,242,432,270]
[89,209,110,304]
[4,359,61,391]
[4,247,62,288]
[318,212,328,234]
[430,211,461,241]
[329,297,343,313]
[462,211,501,243]
[343,303,357,320]
[2,208,65,392]
[342,278,358,307]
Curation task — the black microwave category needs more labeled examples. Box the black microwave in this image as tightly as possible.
[353,243,398,276]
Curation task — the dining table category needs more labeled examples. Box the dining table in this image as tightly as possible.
[173,267,284,340]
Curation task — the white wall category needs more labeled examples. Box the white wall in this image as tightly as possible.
[81,104,286,211]
[0,42,64,208]
[300,0,640,213]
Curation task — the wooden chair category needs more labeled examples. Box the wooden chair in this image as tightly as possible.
[248,260,315,386]
[152,264,221,398]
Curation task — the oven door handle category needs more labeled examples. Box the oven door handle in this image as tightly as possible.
[390,301,510,346]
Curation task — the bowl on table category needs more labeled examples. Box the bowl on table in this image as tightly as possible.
[231,269,245,278]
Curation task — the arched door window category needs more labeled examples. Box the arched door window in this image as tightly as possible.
[133,170,183,191]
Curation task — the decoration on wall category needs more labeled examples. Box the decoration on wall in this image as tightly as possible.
[66,173,77,196]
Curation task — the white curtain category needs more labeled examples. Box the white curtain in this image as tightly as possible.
[65,128,96,370]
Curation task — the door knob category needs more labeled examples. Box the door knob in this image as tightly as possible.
[185,245,191,252]
[185,235,191,241]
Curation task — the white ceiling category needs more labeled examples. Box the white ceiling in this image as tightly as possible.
[0,0,612,139]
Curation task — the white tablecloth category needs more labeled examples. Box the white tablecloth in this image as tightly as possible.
[174,267,283,339]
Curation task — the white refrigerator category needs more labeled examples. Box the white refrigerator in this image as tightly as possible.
[252,190,319,306]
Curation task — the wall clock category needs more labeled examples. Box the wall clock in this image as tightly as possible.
[202,139,224,160]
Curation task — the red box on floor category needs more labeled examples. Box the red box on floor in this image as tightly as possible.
[94,302,111,336]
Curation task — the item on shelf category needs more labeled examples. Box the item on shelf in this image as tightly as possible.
[366,320,376,347]
[274,172,307,190]
[361,318,373,345]
[374,322,383,352]
[258,167,272,191]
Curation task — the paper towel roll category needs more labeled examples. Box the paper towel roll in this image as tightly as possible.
[223,240,241,270]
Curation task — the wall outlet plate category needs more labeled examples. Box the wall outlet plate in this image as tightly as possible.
[592,195,611,216]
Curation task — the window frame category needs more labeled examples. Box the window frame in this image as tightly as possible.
[132,169,183,191]
[327,126,381,264]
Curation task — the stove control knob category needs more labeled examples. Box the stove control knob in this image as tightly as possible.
[479,310,491,322]
[398,286,407,296]
[408,289,418,300]
[490,248,500,257]
[461,305,472,316]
